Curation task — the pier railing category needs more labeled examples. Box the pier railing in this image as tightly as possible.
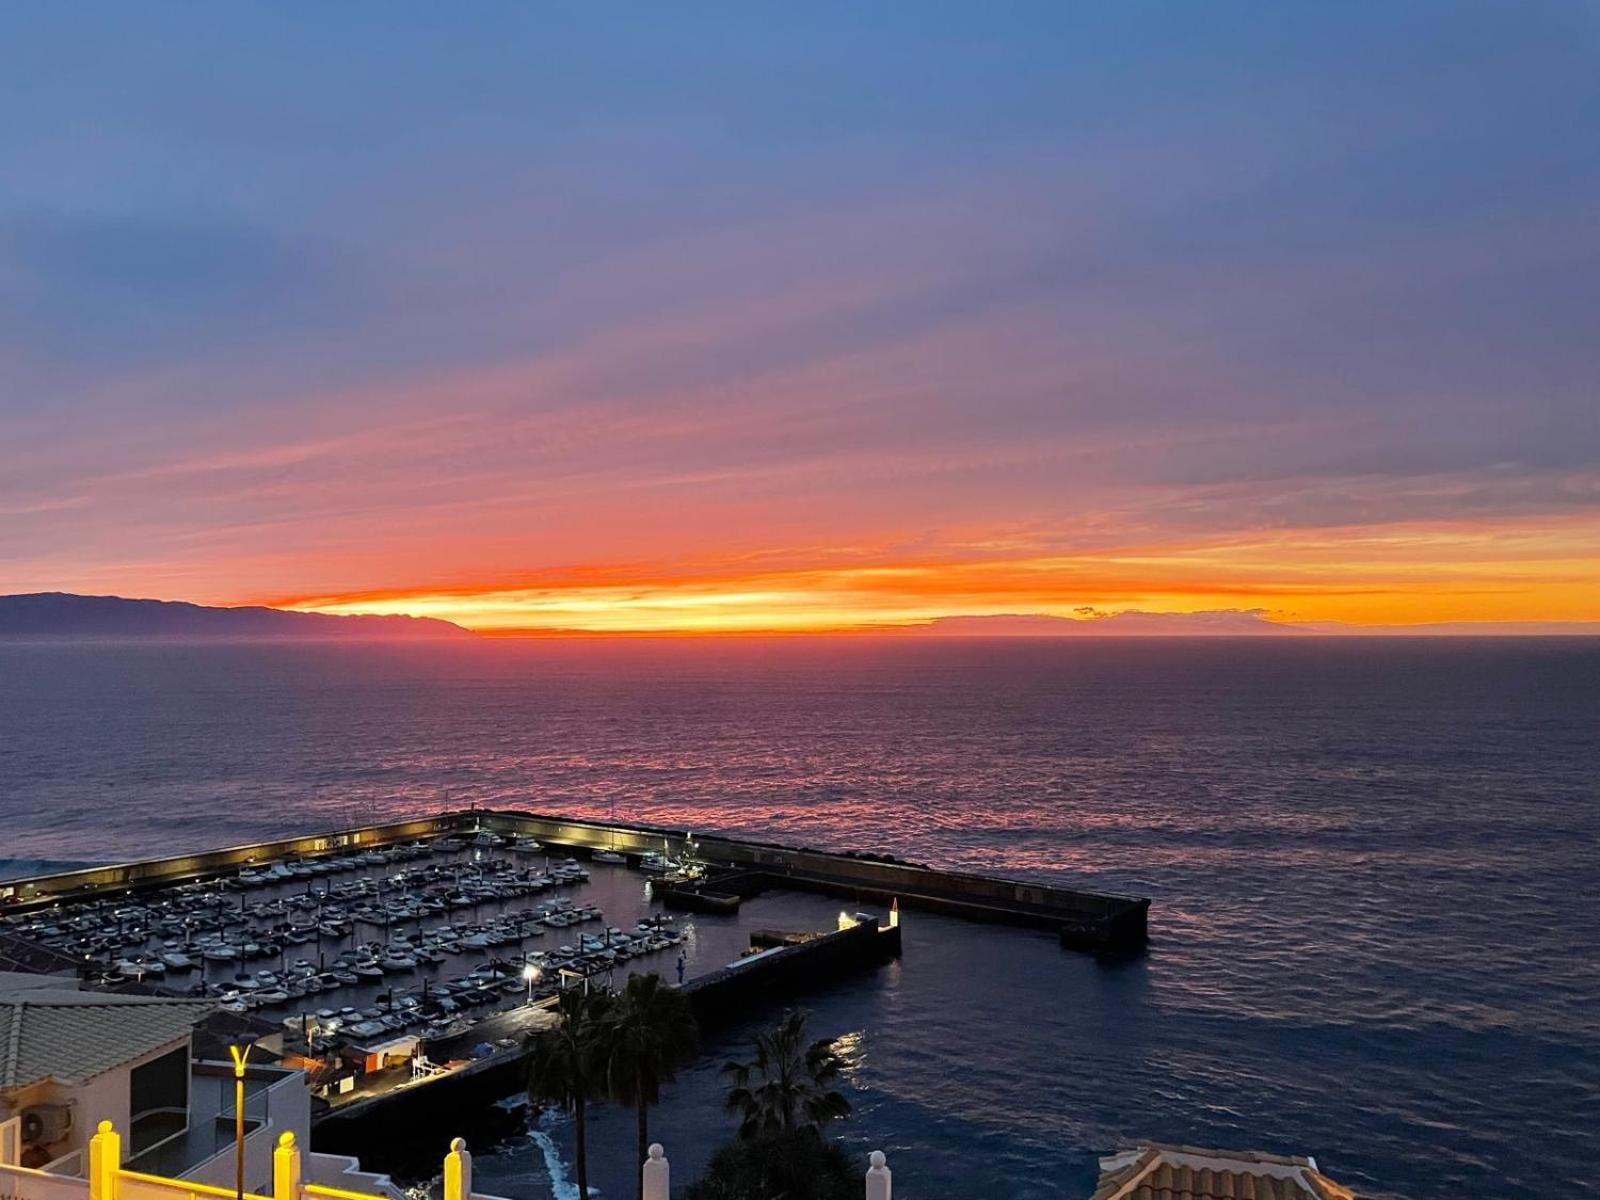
[1,1121,894,1200]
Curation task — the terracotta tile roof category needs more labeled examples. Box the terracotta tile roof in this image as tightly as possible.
[0,980,214,1089]
[1091,1145,1357,1200]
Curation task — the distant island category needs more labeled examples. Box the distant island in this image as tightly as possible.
[904,610,1304,636]
[900,610,1600,637]
[0,593,475,640]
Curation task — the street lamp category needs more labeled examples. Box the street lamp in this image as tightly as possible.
[228,1041,253,1200]
[522,963,541,1004]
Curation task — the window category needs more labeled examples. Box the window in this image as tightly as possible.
[128,1046,188,1156]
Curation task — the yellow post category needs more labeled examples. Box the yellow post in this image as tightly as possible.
[229,1043,253,1200]
[88,1120,120,1200]
[273,1131,301,1200]
[443,1138,471,1200]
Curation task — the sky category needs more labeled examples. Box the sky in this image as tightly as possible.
[1,2,1597,634]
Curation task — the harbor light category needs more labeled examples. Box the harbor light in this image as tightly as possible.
[523,962,541,1003]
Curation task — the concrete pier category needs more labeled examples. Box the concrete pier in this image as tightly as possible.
[683,917,901,1026]
[465,808,1150,952]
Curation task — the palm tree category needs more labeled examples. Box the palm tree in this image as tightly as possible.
[527,988,611,1200]
[722,1009,852,1139]
[600,972,699,1199]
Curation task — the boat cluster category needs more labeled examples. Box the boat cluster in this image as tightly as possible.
[295,915,684,1047]
[0,832,692,1051]
[3,848,595,980]
[201,896,606,1008]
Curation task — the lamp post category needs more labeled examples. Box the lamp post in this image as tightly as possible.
[522,963,540,1005]
[228,1042,253,1200]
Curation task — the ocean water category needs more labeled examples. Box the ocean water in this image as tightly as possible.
[0,637,1597,1199]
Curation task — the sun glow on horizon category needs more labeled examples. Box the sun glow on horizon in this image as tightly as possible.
[269,514,1600,635]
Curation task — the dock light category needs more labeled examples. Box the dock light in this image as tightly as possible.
[523,963,542,1003]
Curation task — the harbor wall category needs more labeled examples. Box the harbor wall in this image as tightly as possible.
[682,919,901,1027]
[312,1054,527,1172]
[470,809,1150,949]
[0,817,458,908]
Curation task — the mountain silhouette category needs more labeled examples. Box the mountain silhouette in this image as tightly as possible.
[0,593,474,640]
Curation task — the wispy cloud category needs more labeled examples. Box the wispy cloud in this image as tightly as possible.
[1,4,1596,629]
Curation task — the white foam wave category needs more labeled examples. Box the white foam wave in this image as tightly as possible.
[530,1110,584,1200]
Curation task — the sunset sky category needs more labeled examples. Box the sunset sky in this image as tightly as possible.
[2,4,1597,634]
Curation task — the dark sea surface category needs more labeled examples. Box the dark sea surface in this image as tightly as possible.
[0,637,1597,1200]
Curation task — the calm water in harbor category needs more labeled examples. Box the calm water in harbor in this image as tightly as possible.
[1,637,1597,1200]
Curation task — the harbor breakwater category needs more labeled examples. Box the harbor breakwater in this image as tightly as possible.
[0,807,1150,952]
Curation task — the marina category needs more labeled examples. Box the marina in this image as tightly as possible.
[0,807,1150,948]
[2,840,685,1035]
[0,837,710,1125]
[0,808,1134,1147]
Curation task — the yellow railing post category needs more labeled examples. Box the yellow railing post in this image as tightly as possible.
[442,1139,471,1200]
[88,1121,121,1200]
[273,1132,302,1200]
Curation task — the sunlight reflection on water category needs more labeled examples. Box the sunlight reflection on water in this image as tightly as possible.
[1,637,1597,1199]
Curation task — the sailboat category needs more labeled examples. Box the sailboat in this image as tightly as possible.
[592,799,628,864]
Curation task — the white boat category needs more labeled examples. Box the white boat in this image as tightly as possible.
[471,831,504,848]
[637,852,675,874]
[592,850,626,865]
[510,837,545,854]
[161,951,195,971]
[202,945,239,963]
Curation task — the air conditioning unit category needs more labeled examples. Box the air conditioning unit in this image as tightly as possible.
[21,1104,73,1147]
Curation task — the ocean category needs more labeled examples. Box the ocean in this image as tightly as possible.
[0,637,1596,1199]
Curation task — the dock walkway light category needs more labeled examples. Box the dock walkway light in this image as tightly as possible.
[523,962,541,1004]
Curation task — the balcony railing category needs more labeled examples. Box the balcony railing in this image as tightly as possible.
[0,1122,514,1200]
[3,1121,896,1200]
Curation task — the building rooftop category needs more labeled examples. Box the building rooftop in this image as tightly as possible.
[0,976,214,1089]
[1091,1144,1357,1200]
